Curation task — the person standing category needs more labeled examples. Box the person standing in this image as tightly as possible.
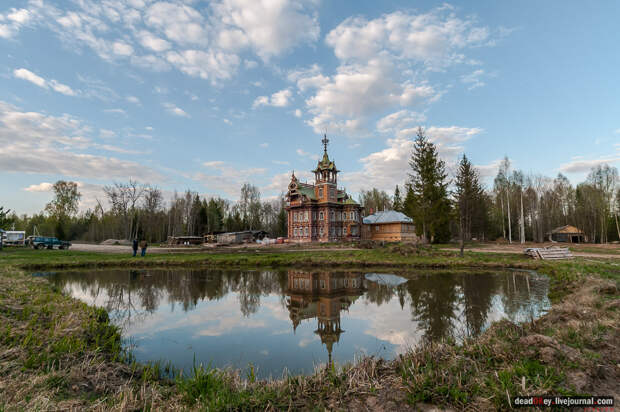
[139,239,148,257]
[132,238,138,257]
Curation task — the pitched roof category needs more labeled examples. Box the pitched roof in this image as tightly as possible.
[363,210,413,224]
[298,186,316,200]
[548,225,584,234]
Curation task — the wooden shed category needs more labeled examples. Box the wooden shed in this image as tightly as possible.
[216,230,267,245]
[361,210,421,243]
[547,225,586,243]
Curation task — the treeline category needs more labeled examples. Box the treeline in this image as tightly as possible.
[3,128,619,244]
[358,128,619,244]
[6,182,287,243]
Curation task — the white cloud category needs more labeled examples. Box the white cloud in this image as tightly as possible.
[137,30,171,52]
[558,156,620,174]
[461,69,486,90]
[377,110,427,134]
[13,68,78,96]
[165,49,240,83]
[296,148,319,161]
[24,182,54,192]
[14,68,46,88]
[103,108,127,116]
[162,103,190,118]
[0,101,162,181]
[0,8,30,39]
[112,41,134,56]
[213,0,320,60]
[253,89,293,108]
[262,170,312,193]
[304,58,438,135]
[259,142,269,148]
[22,0,319,84]
[475,159,503,179]
[126,95,140,105]
[145,2,208,45]
[341,126,482,193]
[326,8,490,68]
[294,109,302,118]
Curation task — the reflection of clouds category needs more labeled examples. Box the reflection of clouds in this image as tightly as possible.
[260,300,292,322]
[195,317,266,337]
[298,335,319,348]
[347,296,424,354]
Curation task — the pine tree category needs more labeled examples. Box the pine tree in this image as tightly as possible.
[455,154,484,255]
[393,185,403,212]
[407,127,451,243]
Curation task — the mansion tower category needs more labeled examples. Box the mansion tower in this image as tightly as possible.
[286,136,362,242]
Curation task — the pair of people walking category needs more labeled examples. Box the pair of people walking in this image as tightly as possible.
[132,239,148,257]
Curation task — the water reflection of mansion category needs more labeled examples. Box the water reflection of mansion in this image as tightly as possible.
[286,271,365,364]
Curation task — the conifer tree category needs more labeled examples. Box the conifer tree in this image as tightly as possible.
[455,154,484,255]
[407,127,451,243]
[393,185,403,212]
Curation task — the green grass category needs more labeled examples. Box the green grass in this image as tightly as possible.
[1,244,544,271]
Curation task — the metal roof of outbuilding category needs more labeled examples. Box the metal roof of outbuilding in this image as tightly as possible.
[363,210,413,224]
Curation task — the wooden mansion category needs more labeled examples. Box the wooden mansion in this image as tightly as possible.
[286,136,363,242]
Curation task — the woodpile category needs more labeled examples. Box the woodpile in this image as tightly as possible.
[524,247,573,260]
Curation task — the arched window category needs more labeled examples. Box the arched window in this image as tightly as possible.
[319,211,324,220]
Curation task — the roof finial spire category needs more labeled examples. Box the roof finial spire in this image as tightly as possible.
[321,133,329,154]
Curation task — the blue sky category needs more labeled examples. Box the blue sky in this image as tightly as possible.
[1,0,619,214]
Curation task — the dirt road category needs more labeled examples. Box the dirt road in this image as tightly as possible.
[444,244,620,260]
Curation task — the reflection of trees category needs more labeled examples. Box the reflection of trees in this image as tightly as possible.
[49,269,290,329]
[407,273,461,342]
[49,268,549,347]
[460,273,497,337]
[498,271,549,323]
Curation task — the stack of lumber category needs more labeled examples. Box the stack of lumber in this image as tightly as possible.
[524,247,573,260]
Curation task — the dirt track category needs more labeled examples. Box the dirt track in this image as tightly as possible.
[444,243,620,260]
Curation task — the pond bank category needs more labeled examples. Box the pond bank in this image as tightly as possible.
[0,249,618,410]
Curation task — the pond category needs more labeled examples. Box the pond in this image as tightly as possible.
[44,268,550,378]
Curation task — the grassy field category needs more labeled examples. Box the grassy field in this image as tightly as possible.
[0,246,618,410]
[3,244,542,271]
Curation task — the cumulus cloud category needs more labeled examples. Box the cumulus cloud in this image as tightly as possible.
[326,7,490,68]
[377,110,427,134]
[213,0,320,60]
[14,68,77,96]
[304,58,438,135]
[0,101,161,181]
[558,156,620,174]
[253,89,293,108]
[24,182,54,192]
[341,126,483,193]
[20,0,320,84]
[289,6,496,137]
[162,102,190,118]
[0,8,31,38]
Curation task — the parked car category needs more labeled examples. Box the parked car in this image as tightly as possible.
[27,236,71,250]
